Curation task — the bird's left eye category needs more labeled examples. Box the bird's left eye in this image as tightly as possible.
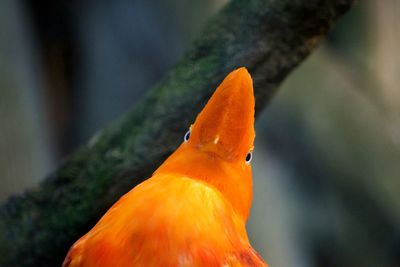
[245,151,252,163]
[184,129,191,142]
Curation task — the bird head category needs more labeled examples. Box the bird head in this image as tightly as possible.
[156,67,255,220]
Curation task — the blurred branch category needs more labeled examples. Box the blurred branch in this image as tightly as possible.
[0,0,354,266]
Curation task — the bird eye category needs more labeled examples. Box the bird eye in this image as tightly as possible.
[245,152,252,163]
[184,129,191,142]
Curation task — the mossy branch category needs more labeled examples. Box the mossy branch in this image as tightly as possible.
[0,0,354,266]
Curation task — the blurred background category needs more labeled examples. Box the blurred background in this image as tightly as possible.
[0,0,399,266]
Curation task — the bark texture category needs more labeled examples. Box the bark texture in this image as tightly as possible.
[0,0,355,266]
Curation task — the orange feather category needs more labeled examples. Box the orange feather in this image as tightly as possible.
[63,67,268,267]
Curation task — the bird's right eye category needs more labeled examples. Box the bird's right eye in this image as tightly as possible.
[245,151,252,164]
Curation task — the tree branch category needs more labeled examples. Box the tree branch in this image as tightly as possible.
[0,0,355,266]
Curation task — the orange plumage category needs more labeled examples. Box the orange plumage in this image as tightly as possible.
[63,67,268,267]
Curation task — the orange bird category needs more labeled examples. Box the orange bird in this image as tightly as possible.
[63,67,268,267]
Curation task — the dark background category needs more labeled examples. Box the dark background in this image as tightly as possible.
[0,1,399,266]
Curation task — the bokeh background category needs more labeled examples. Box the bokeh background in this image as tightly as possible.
[0,1,399,266]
